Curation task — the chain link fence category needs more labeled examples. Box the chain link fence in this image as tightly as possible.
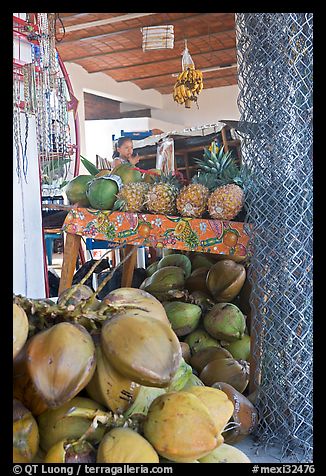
[235,13,313,461]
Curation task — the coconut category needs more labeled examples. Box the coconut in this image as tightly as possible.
[190,346,233,374]
[146,261,159,277]
[185,267,211,294]
[166,358,193,392]
[44,439,97,463]
[180,341,191,363]
[139,266,185,300]
[181,372,205,390]
[86,340,140,414]
[123,385,166,419]
[13,342,49,416]
[57,284,94,307]
[212,382,258,444]
[222,334,251,361]
[184,386,234,435]
[198,443,251,463]
[101,312,182,387]
[199,358,250,393]
[64,175,94,206]
[190,253,215,270]
[163,301,202,336]
[103,287,170,325]
[37,397,106,452]
[13,303,29,360]
[143,391,219,462]
[26,322,96,408]
[112,163,143,184]
[204,303,246,342]
[157,254,192,279]
[86,176,119,210]
[206,260,246,302]
[184,328,220,355]
[97,428,159,463]
[13,399,40,463]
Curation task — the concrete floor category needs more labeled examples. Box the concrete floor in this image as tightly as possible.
[234,436,309,463]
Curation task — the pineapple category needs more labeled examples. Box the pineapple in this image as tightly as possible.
[114,182,150,212]
[176,172,217,218]
[208,183,244,220]
[176,183,210,218]
[194,143,248,221]
[146,172,181,215]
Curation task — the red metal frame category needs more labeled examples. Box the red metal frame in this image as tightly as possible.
[57,52,81,177]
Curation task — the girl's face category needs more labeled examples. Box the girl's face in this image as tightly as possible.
[117,140,133,160]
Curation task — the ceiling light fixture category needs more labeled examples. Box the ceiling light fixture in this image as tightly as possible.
[142,25,174,51]
[171,63,237,77]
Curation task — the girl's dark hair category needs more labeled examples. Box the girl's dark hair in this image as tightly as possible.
[112,136,133,159]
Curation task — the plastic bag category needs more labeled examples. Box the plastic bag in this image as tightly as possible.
[182,43,195,71]
[156,137,175,174]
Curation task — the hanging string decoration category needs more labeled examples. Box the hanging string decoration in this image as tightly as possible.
[32,13,74,195]
[173,41,204,109]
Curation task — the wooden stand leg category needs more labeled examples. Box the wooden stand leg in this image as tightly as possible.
[121,245,137,287]
[59,233,82,295]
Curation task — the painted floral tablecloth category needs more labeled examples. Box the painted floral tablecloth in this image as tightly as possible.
[62,208,250,257]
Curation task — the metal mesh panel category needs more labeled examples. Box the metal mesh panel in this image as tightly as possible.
[235,13,313,461]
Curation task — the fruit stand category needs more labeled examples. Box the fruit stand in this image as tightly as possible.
[13,12,313,466]
[58,208,250,293]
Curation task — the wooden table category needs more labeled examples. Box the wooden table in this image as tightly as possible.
[58,207,250,294]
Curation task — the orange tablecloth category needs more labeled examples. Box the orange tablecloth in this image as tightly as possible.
[62,208,250,256]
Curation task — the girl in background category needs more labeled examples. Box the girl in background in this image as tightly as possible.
[111,136,140,168]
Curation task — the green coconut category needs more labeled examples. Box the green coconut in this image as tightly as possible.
[86,176,119,210]
[157,254,192,279]
[112,163,143,184]
[123,385,166,419]
[140,266,185,300]
[204,303,246,342]
[64,175,94,206]
[184,328,221,355]
[163,301,202,336]
[181,372,205,390]
[222,334,251,361]
[146,261,159,277]
[191,253,215,270]
[166,358,193,392]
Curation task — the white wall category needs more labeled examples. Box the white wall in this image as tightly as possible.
[85,117,185,164]
[64,62,164,170]
[13,35,46,298]
[153,85,240,127]
[65,62,240,168]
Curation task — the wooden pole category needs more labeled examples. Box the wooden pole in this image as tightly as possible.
[121,245,137,287]
[58,233,82,294]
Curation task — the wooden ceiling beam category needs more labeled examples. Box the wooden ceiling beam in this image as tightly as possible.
[106,61,236,82]
[132,66,238,89]
[57,13,233,44]
[155,72,238,94]
[88,46,235,73]
[61,27,235,62]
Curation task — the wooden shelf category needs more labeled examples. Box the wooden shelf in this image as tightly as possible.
[137,126,242,180]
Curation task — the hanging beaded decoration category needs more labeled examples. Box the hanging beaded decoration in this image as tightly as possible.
[32,13,72,195]
[13,67,30,183]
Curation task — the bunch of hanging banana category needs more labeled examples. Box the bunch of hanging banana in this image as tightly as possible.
[172,67,204,106]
